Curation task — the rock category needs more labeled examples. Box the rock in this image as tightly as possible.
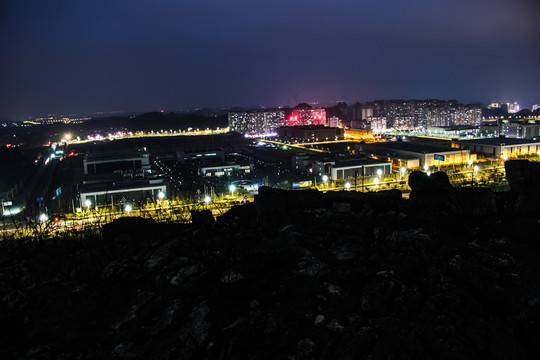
[190,210,215,226]
[113,290,155,330]
[170,263,201,286]
[314,314,325,325]
[219,202,257,225]
[179,301,210,344]
[146,240,179,271]
[296,338,316,358]
[102,217,158,241]
[505,160,540,212]
[151,300,182,334]
[112,342,140,358]
[450,187,498,217]
[62,248,112,281]
[409,171,453,211]
[332,202,351,213]
[325,319,344,332]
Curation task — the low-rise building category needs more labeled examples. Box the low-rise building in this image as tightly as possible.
[80,149,166,208]
[277,125,344,141]
[459,138,540,158]
[198,163,253,177]
[329,159,392,181]
[177,149,225,164]
[83,149,151,175]
[360,141,474,167]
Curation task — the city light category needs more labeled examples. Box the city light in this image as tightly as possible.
[423,164,429,172]
[125,204,132,214]
[84,199,91,208]
[158,191,165,200]
[502,154,508,161]
[344,182,351,190]
[229,184,236,196]
[377,169,383,177]
[322,174,328,182]
[204,195,211,204]
[39,213,48,222]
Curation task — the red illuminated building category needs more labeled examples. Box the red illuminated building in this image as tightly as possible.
[285,108,326,126]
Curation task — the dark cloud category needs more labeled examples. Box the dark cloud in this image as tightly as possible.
[1,0,539,119]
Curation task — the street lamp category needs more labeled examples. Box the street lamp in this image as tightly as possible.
[322,175,328,188]
[373,177,379,190]
[124,204,132,214]
[472,165,479,185]
[344,182,351,191]
[229,184,236,197]
[158,191,165,200]
[400,167,406,181]
[39,213,48,222]
[423,164,429,172]
[204,195,211,204]
[84,199,91,213]
[377,169,382,178]
[502,154,508,161]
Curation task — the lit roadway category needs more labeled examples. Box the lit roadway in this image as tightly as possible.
[259,139,335,153]
[66,128,229,145]
[0,199,241,239]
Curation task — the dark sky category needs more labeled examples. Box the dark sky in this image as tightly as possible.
[1,0,539,120]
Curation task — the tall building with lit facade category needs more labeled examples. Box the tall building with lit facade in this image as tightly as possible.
[285,108,326,126]
[228,110,285,135]
[362,100,481,130]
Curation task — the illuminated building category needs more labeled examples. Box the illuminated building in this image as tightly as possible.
[83,149,151,175]
[488,102,520,113]
[228,110,285,135]
[276,125,344,141]
[359,142,474,168]
[198,163,253,177]
[327,116,342,128]
[80,149,166,207]
[459,138,540,158]
[330,159,392,181]
[367,117,387,133]
[507,102,520,113]
[532,104,540,112]
[286,108,326,126]
[499,120,540,139]
[362,100,481,129]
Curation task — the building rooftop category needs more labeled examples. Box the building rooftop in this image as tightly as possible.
[364,141,456,154]
[81,178,165,194]
[85,149,149,163]
[333,158,391,168]
[460,138,540,146]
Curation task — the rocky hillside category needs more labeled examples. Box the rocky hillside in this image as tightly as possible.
[1,161,539,359]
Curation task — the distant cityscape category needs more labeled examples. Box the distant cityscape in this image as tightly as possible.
[1,97,540,236]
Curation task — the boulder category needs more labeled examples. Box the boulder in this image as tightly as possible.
[102,217,158,241]
[190,210,215,226]
[505,160,540,212]
[409,171,453,212]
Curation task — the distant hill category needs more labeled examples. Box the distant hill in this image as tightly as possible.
[81,112,228,132]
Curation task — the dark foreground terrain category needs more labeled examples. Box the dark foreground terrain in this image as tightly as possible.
[1,160,540,359]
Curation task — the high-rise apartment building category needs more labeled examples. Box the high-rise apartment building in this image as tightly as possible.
[285,108,326,126]
[361,100,481,130]
[228,110,285,135]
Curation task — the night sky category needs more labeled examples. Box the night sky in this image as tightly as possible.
[1,0,539,120]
